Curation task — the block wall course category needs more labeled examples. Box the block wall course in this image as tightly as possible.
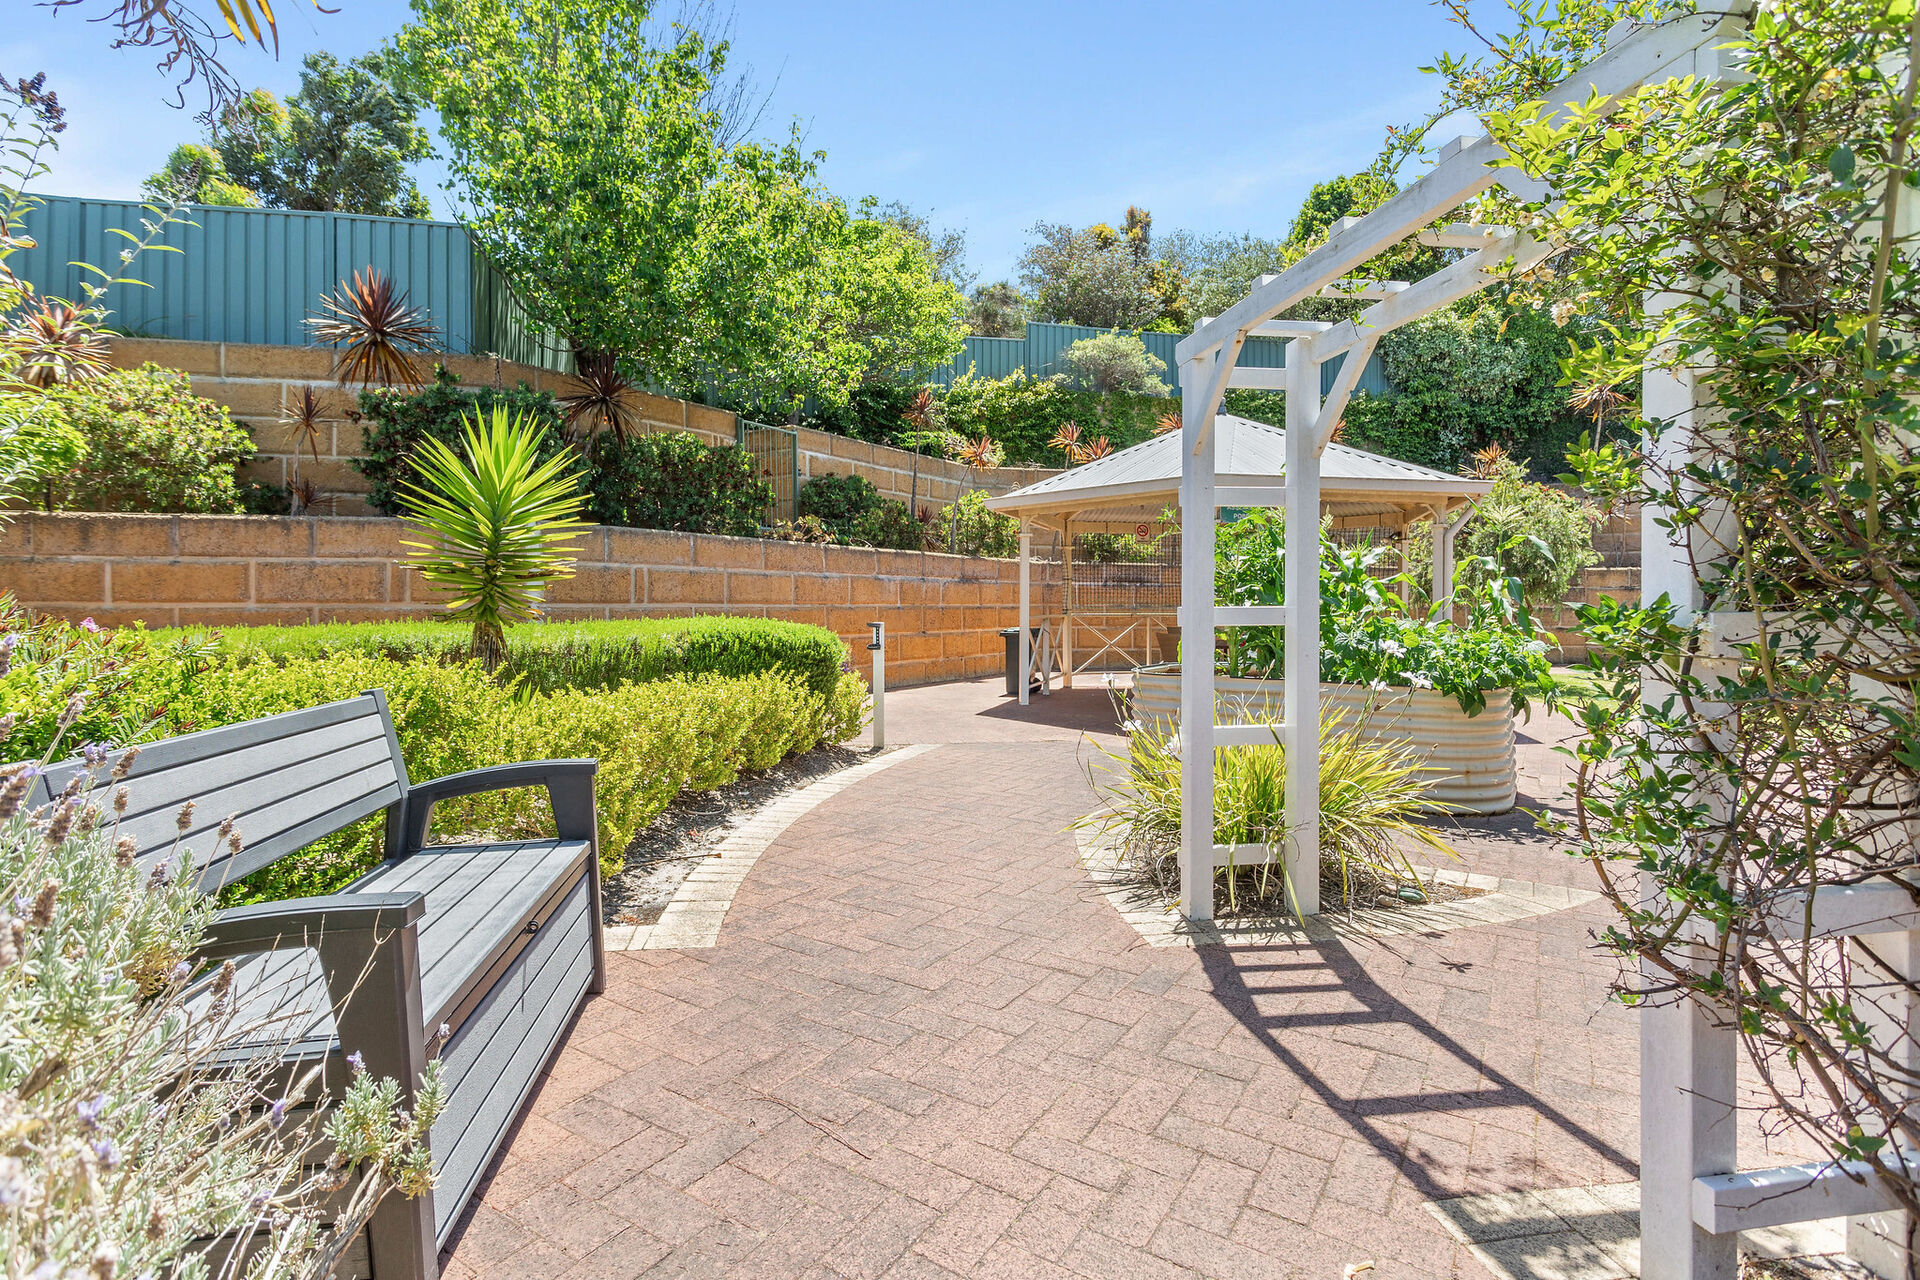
[106,338,1053,520]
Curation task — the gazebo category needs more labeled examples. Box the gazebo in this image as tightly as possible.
[985,414,1491,694]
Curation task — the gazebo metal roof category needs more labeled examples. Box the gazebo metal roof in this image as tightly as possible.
[984,414,1489,526]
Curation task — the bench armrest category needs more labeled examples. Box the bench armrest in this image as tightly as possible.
[396,759,598,853]
[202,892,427,954]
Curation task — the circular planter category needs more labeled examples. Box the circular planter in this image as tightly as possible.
[1128,664,1517,815]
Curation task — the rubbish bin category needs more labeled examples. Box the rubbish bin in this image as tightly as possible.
[1001,627,1047,697]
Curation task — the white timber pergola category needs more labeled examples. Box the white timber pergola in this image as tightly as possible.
[987,416,1490,691]
[1161,7,1920,1280]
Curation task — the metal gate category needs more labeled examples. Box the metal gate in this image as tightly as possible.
[736,420,798,524]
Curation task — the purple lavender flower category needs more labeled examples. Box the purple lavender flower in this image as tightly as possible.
[76,1094,107,1129]
[79,618,99,633]
[347,1050,366,1073]
[90,1138,118,1168]
[81,742,108,767]
[169,960,191,984]
[269,1097,288,1128]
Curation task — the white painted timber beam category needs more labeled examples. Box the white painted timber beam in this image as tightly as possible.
[1418,222,1508,249]
[1312,333,1381,454]
[1212,723,1287,749]
[1178,604,1286,628]
[1249,319,1334,337]
[1188,336,1246,456]
[1214,486,1289,507]
[1174,8,1745,368]
[1317,278,1412,300]
[1761,882,1920,940]
[1693,1161,1902,1234]
[1224,366,1288,391]
[1313,233,1542,363]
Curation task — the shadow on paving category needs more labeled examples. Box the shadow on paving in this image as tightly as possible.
[1196,938,1637,1201]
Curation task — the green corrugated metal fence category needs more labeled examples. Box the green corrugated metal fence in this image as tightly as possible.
[11,195,573,372]
[12,197,1382,398]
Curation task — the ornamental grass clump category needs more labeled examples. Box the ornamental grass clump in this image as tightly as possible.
[0,720,439,1279]
[1078,708,1459,919]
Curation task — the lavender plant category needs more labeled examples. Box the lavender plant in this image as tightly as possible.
[0,710,441,1278]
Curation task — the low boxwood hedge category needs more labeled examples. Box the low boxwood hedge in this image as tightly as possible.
[165,616,849,700]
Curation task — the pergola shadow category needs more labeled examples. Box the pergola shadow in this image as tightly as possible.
[1196,938,1636,1200]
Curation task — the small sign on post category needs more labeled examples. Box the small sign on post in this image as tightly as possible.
[867,621,885,752]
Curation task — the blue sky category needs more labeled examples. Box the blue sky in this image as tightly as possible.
[4,0,1497,283]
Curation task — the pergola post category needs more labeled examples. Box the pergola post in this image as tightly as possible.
[1178,355,1217,923]
[1061,517,1074,690]
[1284,341,1322,918]
[1018,523,1032,708]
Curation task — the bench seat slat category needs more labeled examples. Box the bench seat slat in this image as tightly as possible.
[358,839,585,1033]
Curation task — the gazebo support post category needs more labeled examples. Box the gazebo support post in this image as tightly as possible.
[1284,341,1322,918]
[1178,355,1217,923]
[1062,517,1074,690]
[1018,524,1032,708]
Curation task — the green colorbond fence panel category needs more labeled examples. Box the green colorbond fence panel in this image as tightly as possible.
[10,196,573,372]
[12,197,1382,394]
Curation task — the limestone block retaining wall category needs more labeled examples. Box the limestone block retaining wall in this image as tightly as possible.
[104,338,1052,518]
[0,513,1062,689]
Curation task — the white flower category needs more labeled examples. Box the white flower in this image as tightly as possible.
[1379,639,1406,658]
[1408,672,1434,690]
[1368,679,1390,692]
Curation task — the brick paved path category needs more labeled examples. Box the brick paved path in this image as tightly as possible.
[439,723,1689,1280]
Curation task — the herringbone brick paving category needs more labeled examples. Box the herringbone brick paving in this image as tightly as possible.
[439,706,1797,1280]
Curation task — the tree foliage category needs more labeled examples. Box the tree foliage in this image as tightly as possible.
[1017,207,1186,331]
[1053,332,1170,396]
[142,141,259,206]
[394,0,962,416]
[210,54,433,216]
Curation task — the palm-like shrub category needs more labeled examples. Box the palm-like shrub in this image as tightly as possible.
[307,269,438,389]
[398,406,588,671]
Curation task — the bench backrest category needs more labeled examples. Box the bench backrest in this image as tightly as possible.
[31,691,410,893]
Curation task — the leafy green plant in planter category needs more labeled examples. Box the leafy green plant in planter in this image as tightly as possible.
[398,406,590,671]
[588,430,772,535]
[1449,458,1600,608]
[354,364,567,515]
[1214,511,1555,715]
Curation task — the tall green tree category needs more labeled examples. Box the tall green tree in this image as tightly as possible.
[1017,207,1184,331]
[142,142,260,206]
[212,53,434,216]
[395,0,962,415]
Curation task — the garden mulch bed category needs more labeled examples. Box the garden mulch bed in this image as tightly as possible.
[598,744,867,928]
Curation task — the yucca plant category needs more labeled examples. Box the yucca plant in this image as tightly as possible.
[397,406,589,671]
[560,352,646,440]
[307,268,438,389]
[1078,709,1459,920]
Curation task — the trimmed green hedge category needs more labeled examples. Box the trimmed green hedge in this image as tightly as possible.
[165,616,849,700]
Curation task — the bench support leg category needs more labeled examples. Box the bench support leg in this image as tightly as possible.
[323,921,438,1280]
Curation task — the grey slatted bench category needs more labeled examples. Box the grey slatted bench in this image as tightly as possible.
[32,689,605,1280]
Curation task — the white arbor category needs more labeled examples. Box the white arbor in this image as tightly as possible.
[1172,9,1742,926]
[1173,6,1920,1279]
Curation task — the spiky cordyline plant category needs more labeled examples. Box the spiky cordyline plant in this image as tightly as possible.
[4,299,110,388]
[955,434,1002,470]
[1047,420,1085,467]
[1081,434,1115,461]
[1154,408,1181,436]
[307,269,438,390]
[282,385,325,513]
[560,353,645,440]
[399,406,588,671]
